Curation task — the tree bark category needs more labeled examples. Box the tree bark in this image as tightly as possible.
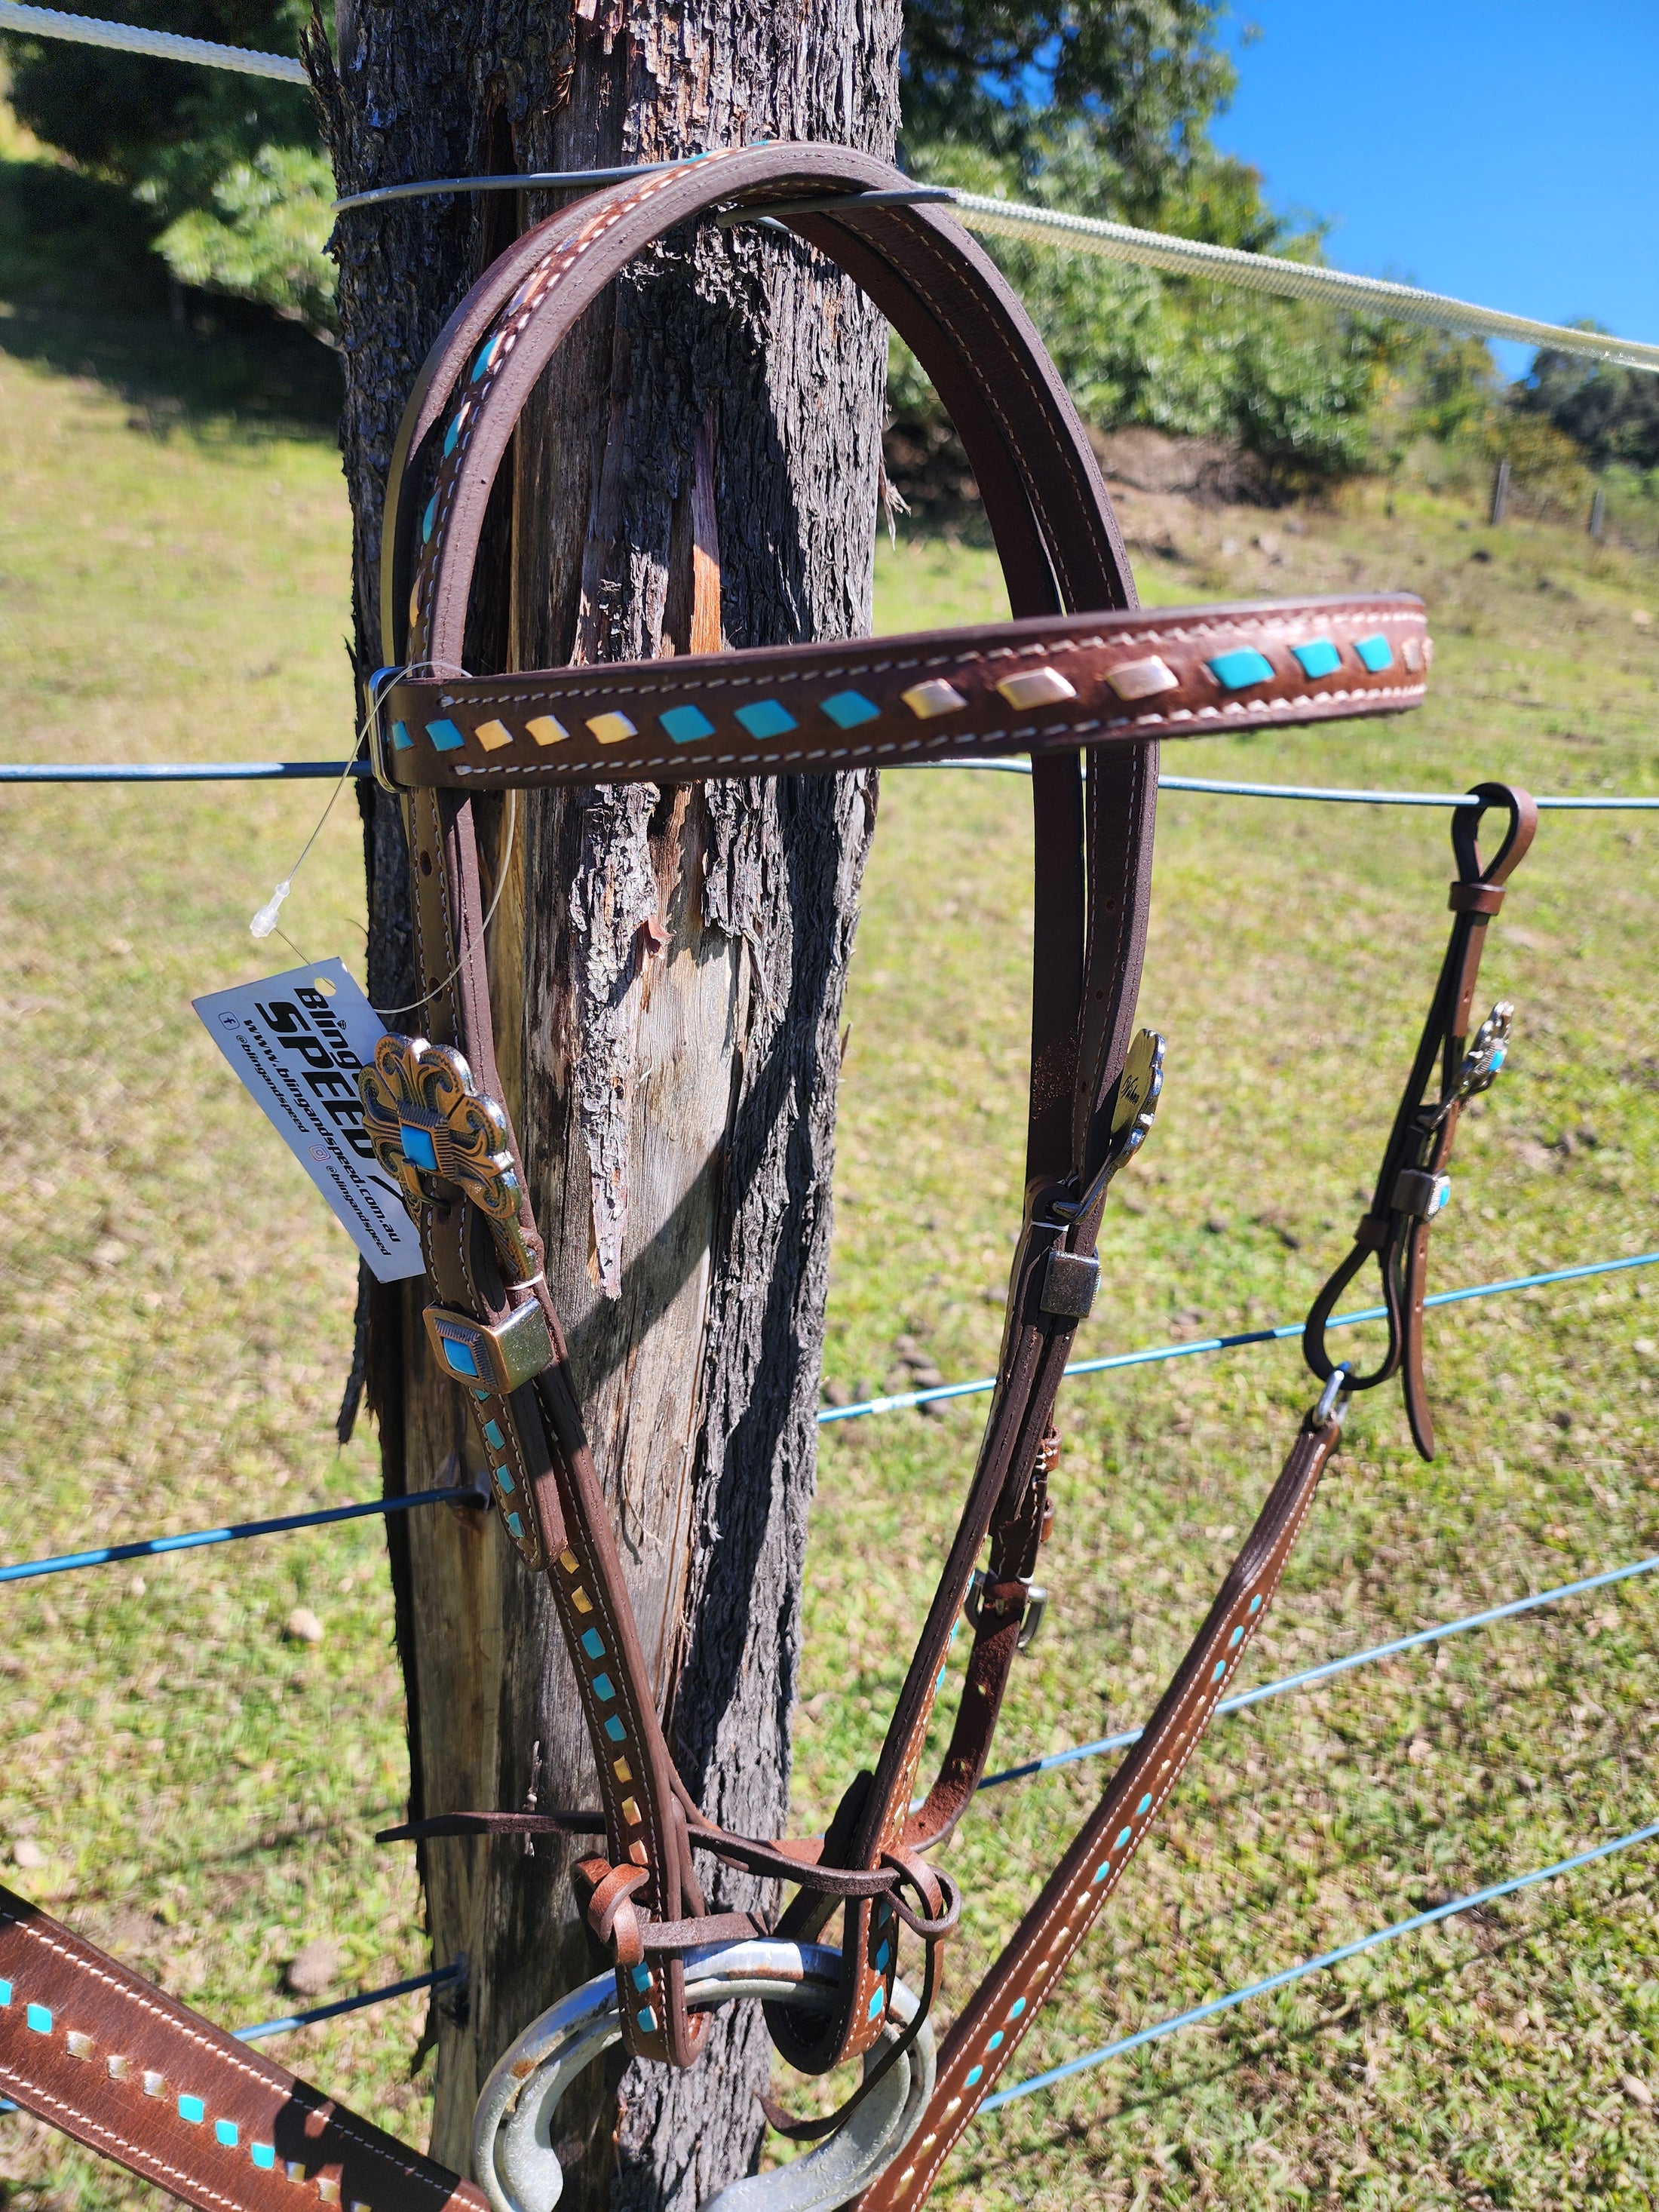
[309,3,900,2203]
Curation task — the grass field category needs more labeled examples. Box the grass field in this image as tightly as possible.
[1,301,1656,2211]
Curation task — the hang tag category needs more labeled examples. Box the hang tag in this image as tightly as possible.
[193,957,426,1283]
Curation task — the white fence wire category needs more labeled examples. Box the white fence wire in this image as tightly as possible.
[3,2,1657,373]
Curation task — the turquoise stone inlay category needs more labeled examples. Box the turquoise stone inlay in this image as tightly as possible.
[632,1963,652,1992]
[422,495,437,545]
[593,1673,615,1701]
[251,2145,276,2170]
[1213,1660,1226,1682]
[868,1990,885,2020]
[443,1338,480,1378]
[874,1940,891,1973]
[988,2031,1004,2051]
[492,1465,514,1495]
[1115,1827,1131,1850]
[483,1419,504,1450]
[26,2003,50,2033]
[1290,637,1342,680]
[1137,1793,1152,1815]
[820,689,880,729]
[1207,647,1276,691]
[391,721,413,750]
[581,1628,606,1661]
[400,1123,439,1172]
[735,698,796,739]
[637,2006,658,2033]
[965,2065,983,2088]
[426,719,466,751]
[443,410,465,458]
[1229,1625,1244,1648]
[0,1980,11,2005]
[604,1714,627,1743]
[1093,1861,1110,1882]
[469,336,498,382]
[1354,633,1394,672]
[506,1512,523,1539]
[179,2095,205,2125]
[660,704,716,745]
[1010,1998,1026,2018]
[1249,1594,1262,1613]
[216,2119,239,2148]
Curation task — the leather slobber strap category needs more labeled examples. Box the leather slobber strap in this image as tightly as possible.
[0,1888,486,2212]
[1304,781,1535,1456]
[366,140,1427,2098]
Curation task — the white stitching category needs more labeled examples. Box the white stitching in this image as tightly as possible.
[0,1911,454,2190]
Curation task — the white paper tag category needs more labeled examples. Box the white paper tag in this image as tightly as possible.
[193,958,426,1283]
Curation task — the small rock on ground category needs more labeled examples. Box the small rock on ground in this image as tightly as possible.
[284,1606,324,1646]
[284,1938,341,1997]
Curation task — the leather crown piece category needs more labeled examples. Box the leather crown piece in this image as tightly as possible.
[1,143,1449,2212]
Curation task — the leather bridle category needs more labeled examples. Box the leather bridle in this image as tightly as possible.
[0,141,1523,2212]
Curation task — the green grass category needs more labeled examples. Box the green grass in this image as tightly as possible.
[1,314,1657,2210]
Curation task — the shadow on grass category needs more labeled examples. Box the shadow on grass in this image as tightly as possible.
[0,155,341,436]
[955,1867,1654,2180]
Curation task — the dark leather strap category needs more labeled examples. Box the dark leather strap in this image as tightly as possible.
[1304,781,1535,1455]
[0,1888,485,2212]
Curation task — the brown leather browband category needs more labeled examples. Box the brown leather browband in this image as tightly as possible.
[0,141,1532,2212]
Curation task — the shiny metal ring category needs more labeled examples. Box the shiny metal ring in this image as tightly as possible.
[471,1940,935,2212]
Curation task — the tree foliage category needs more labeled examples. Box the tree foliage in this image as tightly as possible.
[2,2,331,320]
[2,0,1518,492]
[1513,336,1659,473]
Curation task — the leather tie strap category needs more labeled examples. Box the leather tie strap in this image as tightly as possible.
[1304,780,1535,1455]
[0,1888,485,2212]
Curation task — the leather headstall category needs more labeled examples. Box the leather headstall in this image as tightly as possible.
[2,140,1486,2212]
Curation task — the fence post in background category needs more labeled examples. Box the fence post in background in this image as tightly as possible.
[1590,484,1606,539]
[1489,457,1510,526]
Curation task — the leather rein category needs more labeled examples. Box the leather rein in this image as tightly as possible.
[0,143,1531,2212]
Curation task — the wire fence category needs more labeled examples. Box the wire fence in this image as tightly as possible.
[5,758,1657,809]
[2,2,1657,372]
[820,1248,1659,1423]
[980,1818,1659,2115]
[0,8,1652,2168]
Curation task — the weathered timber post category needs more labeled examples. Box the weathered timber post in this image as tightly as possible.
[307,3,900,2201]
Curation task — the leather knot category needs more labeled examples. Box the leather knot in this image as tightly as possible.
[573,1856,649,1968]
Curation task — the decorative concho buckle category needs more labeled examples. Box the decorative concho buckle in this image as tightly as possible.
[358,1033,554,1391]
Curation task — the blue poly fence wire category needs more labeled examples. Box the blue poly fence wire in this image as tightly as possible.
[980,1550,1659,1792]
[4,1253,1651,1585]
[980,1818,1659,2113]
[0,1486,486,1587]
[819,1248,1659,1424]
[5,758,1657,807]
[235,1962,463,2044]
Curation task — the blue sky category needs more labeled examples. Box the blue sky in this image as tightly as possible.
[1213,2,1659,379]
